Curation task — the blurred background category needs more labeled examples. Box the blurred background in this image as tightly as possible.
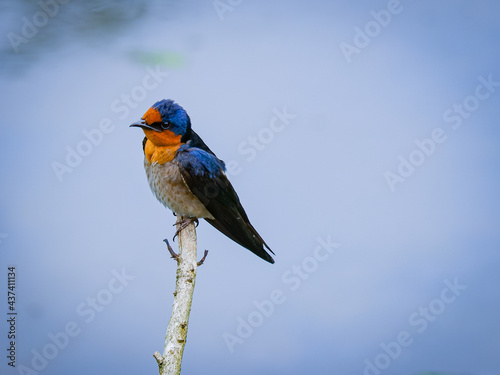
[1,0,499,374]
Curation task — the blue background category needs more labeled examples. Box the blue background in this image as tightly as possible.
[1,1,499,374]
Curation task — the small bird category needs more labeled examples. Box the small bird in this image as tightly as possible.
[130,99,275,263]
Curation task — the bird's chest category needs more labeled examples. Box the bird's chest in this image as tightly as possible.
[144,158,213,219]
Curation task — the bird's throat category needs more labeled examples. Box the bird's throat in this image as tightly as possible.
[143,128,181,147]
[144,139,181,164]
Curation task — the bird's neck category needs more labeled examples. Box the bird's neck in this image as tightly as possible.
[144,139,181,164]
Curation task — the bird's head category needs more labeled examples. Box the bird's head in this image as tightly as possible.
[130,99,191,146]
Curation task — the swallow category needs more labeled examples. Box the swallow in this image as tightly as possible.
[130,99,275,263]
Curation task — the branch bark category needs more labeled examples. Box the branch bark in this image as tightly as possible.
[154,217,198,375]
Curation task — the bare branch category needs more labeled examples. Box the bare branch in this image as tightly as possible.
[156,217,198,375]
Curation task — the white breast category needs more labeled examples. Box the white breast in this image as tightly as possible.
[144,157,214,219]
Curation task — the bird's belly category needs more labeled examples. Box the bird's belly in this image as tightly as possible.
[144,158,214,219]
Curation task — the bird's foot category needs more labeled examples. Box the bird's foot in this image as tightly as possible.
[172,217,199,241]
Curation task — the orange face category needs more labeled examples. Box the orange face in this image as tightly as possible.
[143,107,163,125]
[141,106,183,164]
[141,107,182,147]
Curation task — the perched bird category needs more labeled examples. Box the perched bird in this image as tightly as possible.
[130,99,275,263]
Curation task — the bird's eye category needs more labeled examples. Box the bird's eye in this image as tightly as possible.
[161,122,171,130]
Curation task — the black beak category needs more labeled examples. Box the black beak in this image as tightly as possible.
[129,120,159,131]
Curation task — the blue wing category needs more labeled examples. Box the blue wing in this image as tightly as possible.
[176,145,275,263]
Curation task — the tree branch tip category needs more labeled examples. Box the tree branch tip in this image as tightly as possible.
[153,351,165,366]
[197,249,209,266]
[163,238,179,259]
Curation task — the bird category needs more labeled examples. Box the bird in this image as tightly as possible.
[130,99,275,264]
